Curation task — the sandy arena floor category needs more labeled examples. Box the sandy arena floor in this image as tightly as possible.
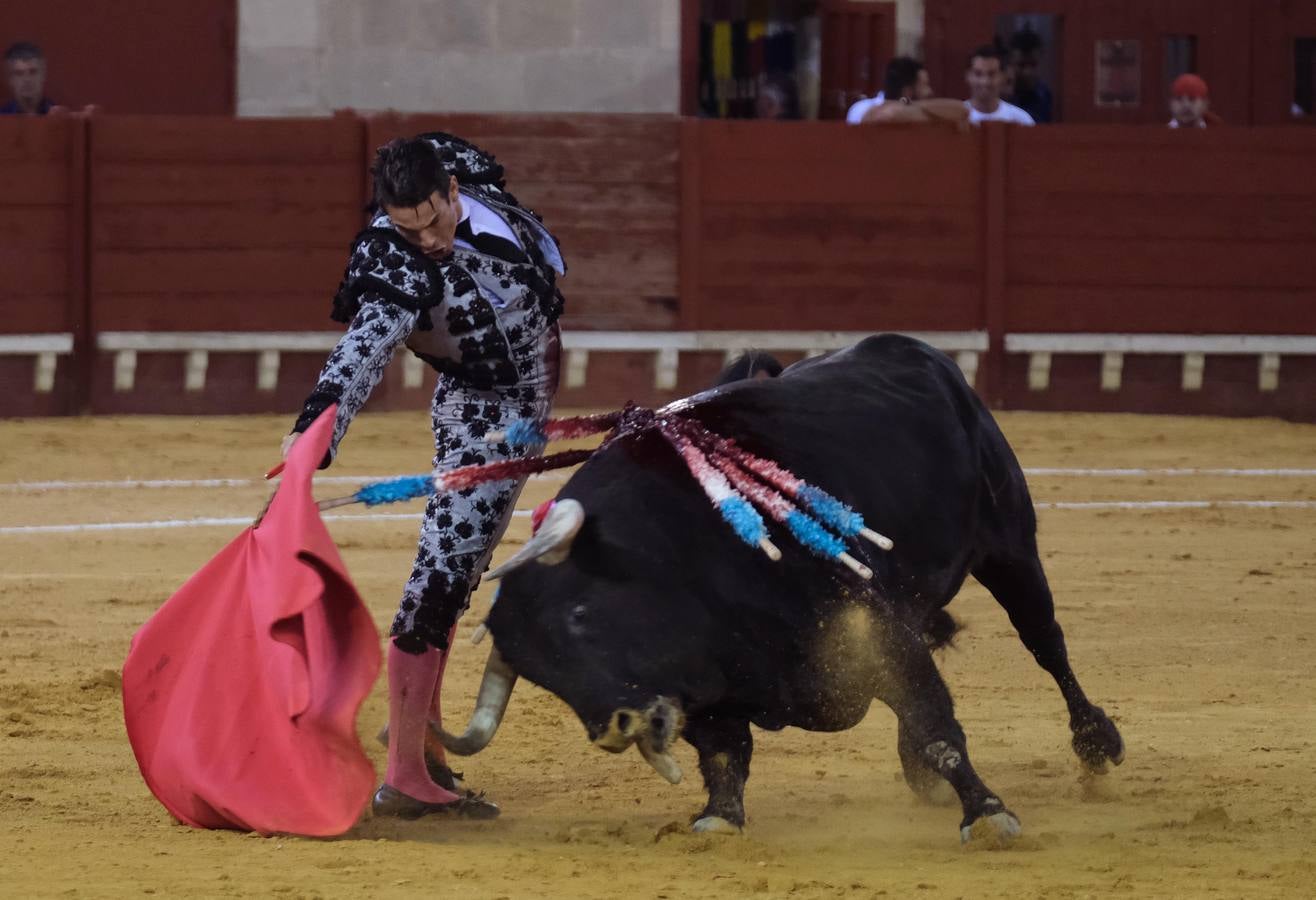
[1,409,1313,899]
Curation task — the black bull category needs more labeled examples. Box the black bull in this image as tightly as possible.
[442,334,1125,842]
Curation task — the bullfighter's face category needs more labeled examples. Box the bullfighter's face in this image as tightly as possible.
[384,175,462,262]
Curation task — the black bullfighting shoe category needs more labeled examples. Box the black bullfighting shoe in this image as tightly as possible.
[374,724,479,797]
[370,784,501,821]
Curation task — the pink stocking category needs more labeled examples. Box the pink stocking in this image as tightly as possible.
[384,641,459,804]
[422,624,460,769]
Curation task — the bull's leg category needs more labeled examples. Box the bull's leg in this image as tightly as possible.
[896,720,958,806]
[874,621,1020,844]
[682,715,752,834]
[972,554,1125,773]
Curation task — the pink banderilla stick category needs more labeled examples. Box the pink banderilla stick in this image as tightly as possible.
[688,425,892,551]
[659,422,780,561]
[704,446,873,580]
[434,448,594,492]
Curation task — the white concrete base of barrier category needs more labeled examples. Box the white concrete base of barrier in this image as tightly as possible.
[1005,333,1316,393]
[0,334,74,394]
[92,330,988,393]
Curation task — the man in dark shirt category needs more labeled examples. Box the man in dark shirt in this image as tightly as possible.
[1007,29,1054,124]
[2,42,55,115]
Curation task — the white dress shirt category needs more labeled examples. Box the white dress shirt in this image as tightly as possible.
[455,192,525,252]
[845,92,886,124]
[965,100,1036,125]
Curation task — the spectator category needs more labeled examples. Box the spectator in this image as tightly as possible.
[846,56,933,124]
[2,41,54,115]
[964,45,1035,125]
[1168,74,1211,128]
[1001,61,1017,106]
[1007,29,1054,123]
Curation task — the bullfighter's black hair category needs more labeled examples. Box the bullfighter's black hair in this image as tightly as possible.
[371,137,455,210]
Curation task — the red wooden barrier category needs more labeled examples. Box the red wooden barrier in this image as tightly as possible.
[1005,126,1316,334]
[682,121,984,333]
[85,116,364,414]
[1,114,1315,420]
[1001,125,1316,419]
[0,117,80,415]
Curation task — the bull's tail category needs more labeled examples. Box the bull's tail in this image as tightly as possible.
[922,608,962,651]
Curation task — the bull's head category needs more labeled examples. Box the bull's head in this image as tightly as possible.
[437,498,689,784]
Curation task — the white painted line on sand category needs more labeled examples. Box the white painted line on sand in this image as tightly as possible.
[0,510,530,536]
[0,473,573,492]
[2,501,1312,536]
[1035,500,1316,511]
[1024,468,1316,478]
[2,468,1312,493]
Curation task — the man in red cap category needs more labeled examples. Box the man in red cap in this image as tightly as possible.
[1169,74,1211,128]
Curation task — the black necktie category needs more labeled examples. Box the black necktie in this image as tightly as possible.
[456,218,529,265]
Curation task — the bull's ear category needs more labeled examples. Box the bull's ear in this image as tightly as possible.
[487,499,585,580]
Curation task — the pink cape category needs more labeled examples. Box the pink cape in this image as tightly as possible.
[122,405,382,835]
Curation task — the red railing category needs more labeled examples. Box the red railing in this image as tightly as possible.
[1,114,1314,419]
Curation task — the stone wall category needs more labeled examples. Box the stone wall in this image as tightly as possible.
[895,0,926,58]
[238,0,682,116]
[238,1,928,117]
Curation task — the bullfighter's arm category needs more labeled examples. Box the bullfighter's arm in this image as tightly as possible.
[290,298,418,466]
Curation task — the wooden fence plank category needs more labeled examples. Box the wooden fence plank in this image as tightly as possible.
[0,208,67,249]
[0,249,70,295]
[1008,237,1316,290]
[94,249,346,293]
[1008,192,1316,243]
[1007,286,1316,334]
[0,119,69,160]
[1010,145,1316,196]
[695,282,983,331]
[93,163,361,205]
[94,292,333,331]
[93,116,363,163]
[91,205,361,250]
[5,163,70,204]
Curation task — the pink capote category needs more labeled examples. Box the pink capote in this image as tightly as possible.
[122,405,382,835]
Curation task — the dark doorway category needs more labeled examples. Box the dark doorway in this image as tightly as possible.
[1295,38,1316,119]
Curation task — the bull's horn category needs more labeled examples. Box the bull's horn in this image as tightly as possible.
[637,740,683,784]
[486,499,585,580]
[436,646,517,756]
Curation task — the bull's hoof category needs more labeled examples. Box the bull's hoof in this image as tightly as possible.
[691,815,742,835]
[960,810,1022,848]
[1071,707,1125,774]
